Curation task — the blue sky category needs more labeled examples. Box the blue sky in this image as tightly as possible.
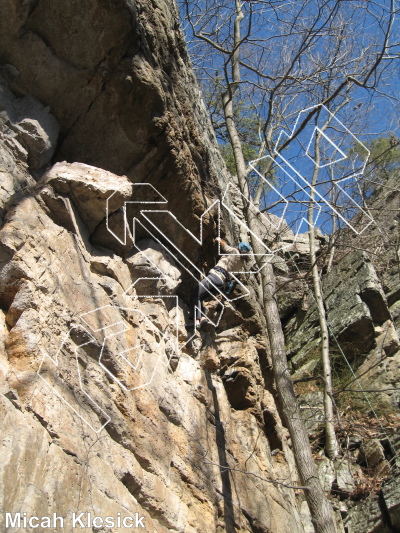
[179,0,400,234]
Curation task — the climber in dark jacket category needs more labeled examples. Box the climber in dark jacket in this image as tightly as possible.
[188,237,252,328]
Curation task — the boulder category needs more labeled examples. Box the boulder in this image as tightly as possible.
[38,161,133,233]
[358,439,386,469]
[334,460,356,495]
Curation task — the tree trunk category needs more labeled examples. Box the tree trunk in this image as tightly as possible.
[308,130,339,460]
[220,4,338,530]
[261,261,338,532]
[325,168,337,273]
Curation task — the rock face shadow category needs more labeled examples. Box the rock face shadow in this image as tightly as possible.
[204,369,236,533]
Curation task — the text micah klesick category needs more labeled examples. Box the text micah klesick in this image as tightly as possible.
[5,512,145,529]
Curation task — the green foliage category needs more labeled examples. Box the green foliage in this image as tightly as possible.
[219,142,258,175]
[368,136,400,171]
[351,135,400,179]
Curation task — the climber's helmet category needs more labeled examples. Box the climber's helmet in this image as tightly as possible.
[238,242,251,254]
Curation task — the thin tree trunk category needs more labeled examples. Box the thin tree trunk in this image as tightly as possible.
[326,230,336,273]
[253,155,274,208]
[260,260,338,532]
[221,7,337,530]
[326,168,337,273]
[307,130,339,459]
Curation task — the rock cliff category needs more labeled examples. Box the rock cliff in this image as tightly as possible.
[0,1,307,532]
[282,171,400,531]
[0,1,399,532]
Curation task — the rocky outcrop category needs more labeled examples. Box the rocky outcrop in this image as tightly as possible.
[347,171,400,338]
[0,0,231,255]
[286,250,394,372]
[0,1,309,531]
[1,0,398,532]
[0,73,58,226]
[283,172,400,411]
[0,160,305,532]
[344,466,400,533]
[281,170,400,533]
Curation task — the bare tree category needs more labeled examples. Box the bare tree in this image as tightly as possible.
[179,0,398,531]
[305,106,347,460]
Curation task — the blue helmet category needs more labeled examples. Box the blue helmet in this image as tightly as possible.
[238,242,251,253]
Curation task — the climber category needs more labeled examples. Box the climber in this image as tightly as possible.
[187,237,252,328]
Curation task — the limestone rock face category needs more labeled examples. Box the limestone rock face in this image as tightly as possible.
[286,250,391,370]
[0,1,306,531]
[0,73,59,173]
[0,162,303,533]
[283,171,400,533]
[39,161,134,233]
[344,468,400,533]
[126,239,182,295]
[346,172,400,328]
[0,0,229,261]
[284,173,400,413]
[0,74,56,226]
